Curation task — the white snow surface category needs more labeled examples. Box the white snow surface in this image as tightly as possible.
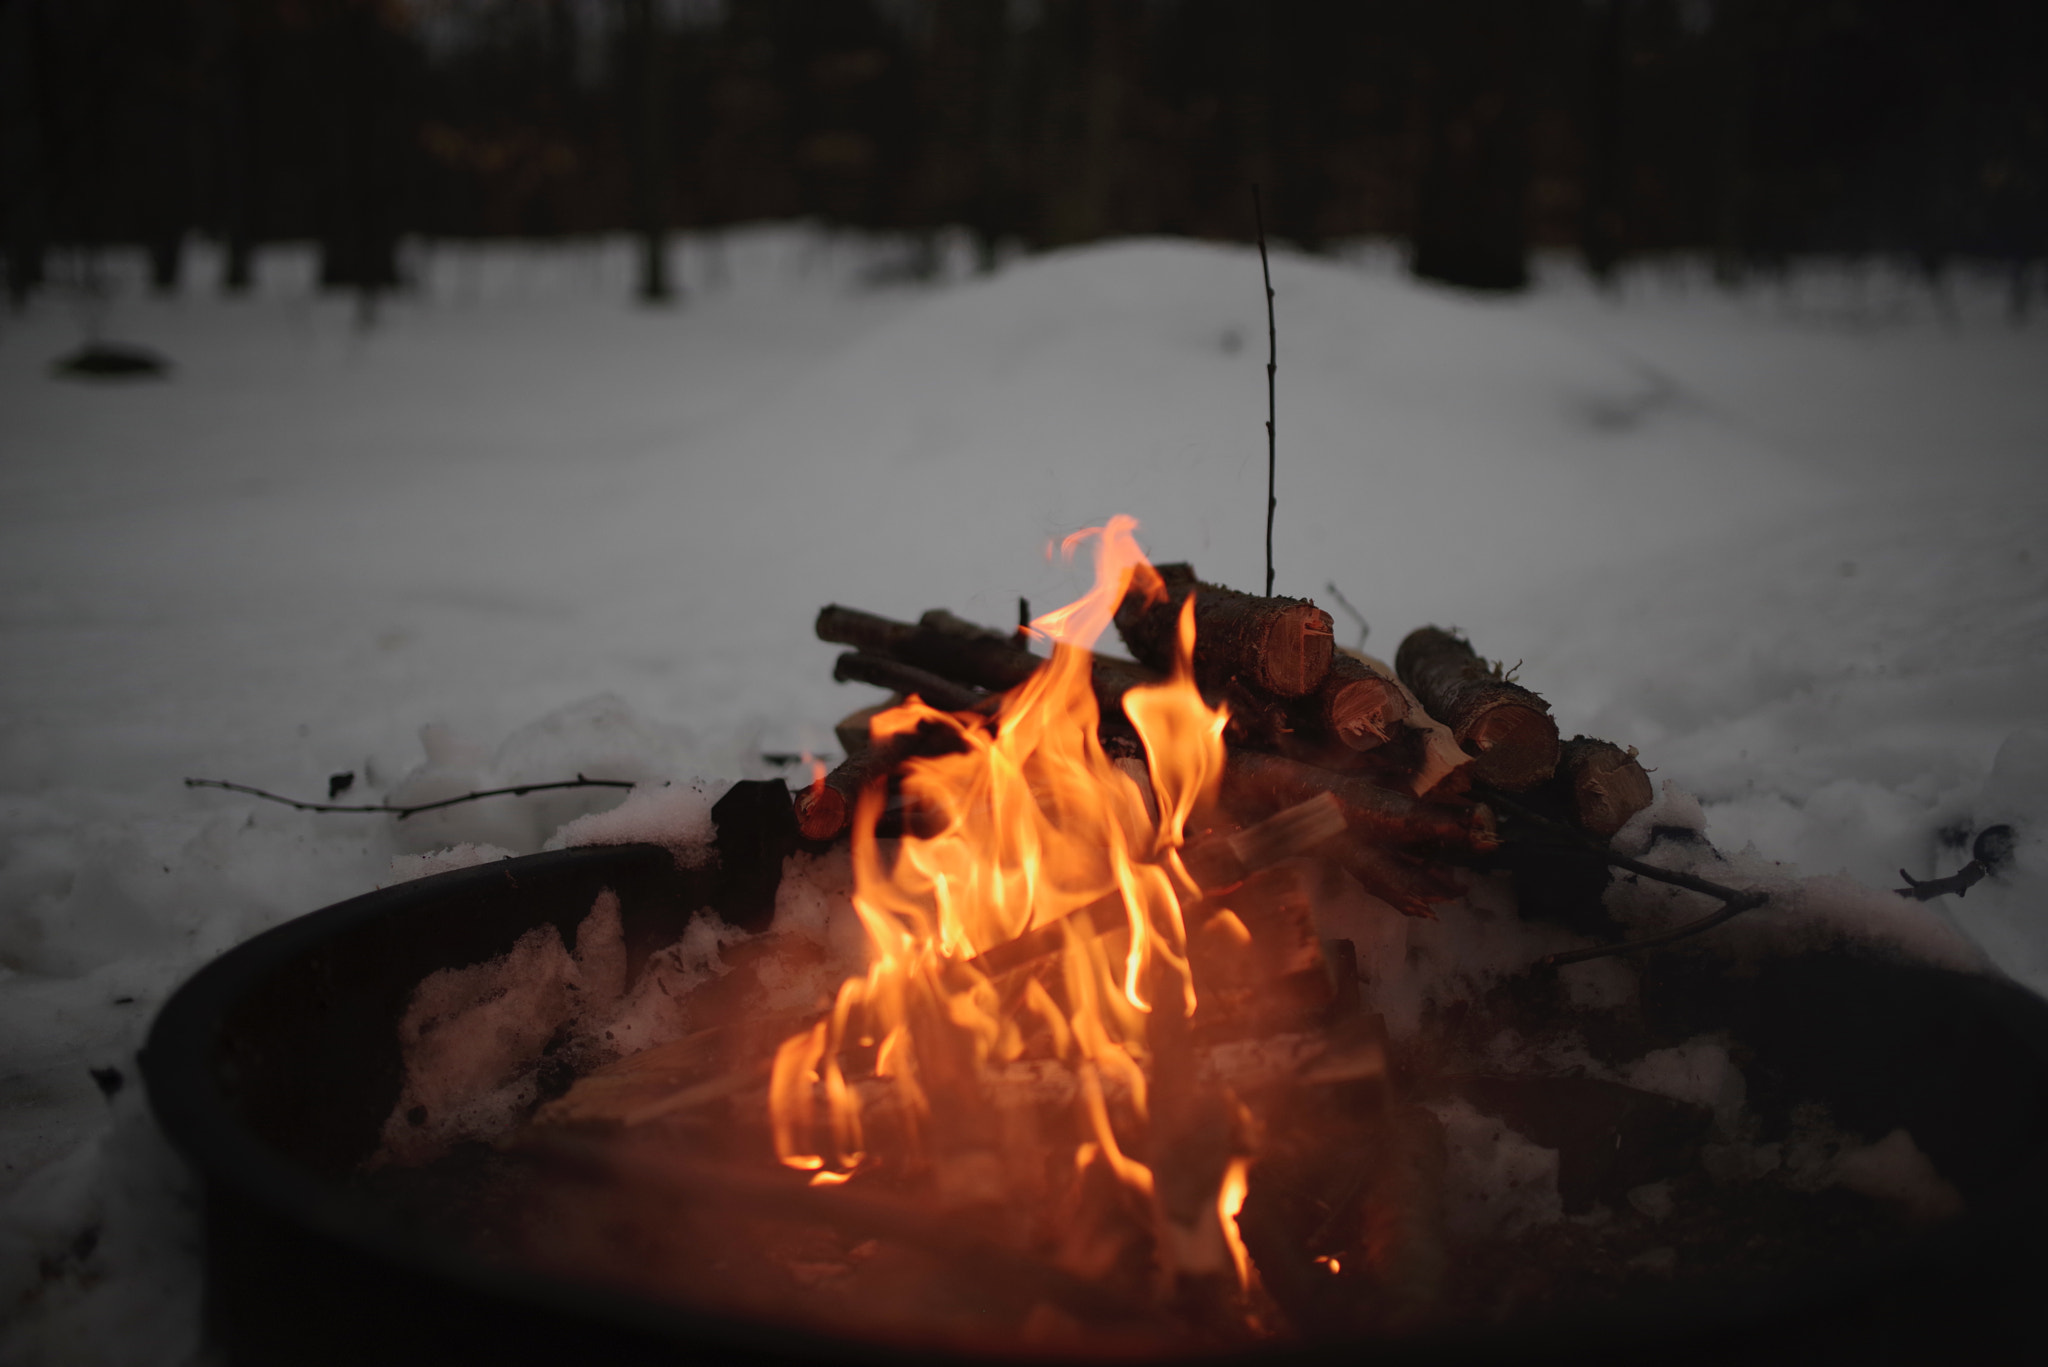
[3,228,2046,1360]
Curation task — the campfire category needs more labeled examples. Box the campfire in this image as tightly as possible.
[301,515,2022,1358]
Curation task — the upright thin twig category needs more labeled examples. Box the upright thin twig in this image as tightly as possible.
[1324,580,1370,651]
[1253,185,1277,596]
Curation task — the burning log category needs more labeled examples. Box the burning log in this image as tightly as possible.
[794,718,971,841]
[1393,627,1561,791]
[1219,750,1496,857]
[971,795,1347,979]
[1115,563,1334,699]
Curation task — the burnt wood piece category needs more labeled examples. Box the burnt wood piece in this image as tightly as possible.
[1115,563,1334,699]
[1219,750,1496,856]
[831,651,988,713]
[792,718,971,841]
[1393,628,1560,791]
[970,795,1347,980]
[1555,735,1654,839]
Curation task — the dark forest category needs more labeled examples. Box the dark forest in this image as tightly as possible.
[3,0,2043,306]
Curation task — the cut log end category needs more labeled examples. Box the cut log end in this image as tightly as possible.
[1459,702,1562,792]
[1396,628,1560,792]
[1560,736,1654,839]
[1256,604,1337,698]
[1324,674,1409,751]
[794,784,848,841]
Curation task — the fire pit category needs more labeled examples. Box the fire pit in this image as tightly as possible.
[146,523,2048,1364]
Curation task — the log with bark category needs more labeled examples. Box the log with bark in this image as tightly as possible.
[794,716,975,841]
[1114,563,1334,699]
[820,603,1172,724]
[1393,627,1561,791]
[1304,653,1410,750]
[821,602,1406,779]
[831,651,988,714]
[1551,735,1654,840]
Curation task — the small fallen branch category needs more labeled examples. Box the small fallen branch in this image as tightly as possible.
[1478,789,1770,968]
[1895,824,2013,901]
[182,774,636,819]
[1895,863,1987,902]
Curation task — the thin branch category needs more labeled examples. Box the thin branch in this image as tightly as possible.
[1323,579,1370,652]
[1895,861,1987,901]
[1477,787,1771,968]
[183,775,637,820]
[831,649,989,713]
[1253,184,1277,597]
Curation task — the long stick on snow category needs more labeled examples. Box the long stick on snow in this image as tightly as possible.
[183,775,635,819]
[1253,185,1277,597]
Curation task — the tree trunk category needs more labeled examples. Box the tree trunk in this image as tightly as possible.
[317,0,402,311]
[1409,0,1532,292]
[626,0,673,304]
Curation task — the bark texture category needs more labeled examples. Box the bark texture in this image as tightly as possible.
[1556,735,1654,839]
[1393,628,1560,791]
[1115,563,1334,699]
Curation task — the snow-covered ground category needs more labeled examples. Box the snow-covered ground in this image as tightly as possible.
[2,226,2044,1362]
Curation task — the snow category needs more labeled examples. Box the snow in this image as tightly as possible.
[3,227,2045,1360]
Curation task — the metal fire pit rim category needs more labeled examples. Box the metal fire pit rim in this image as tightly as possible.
[140,844,944,1367]
[140,843,2048,1365]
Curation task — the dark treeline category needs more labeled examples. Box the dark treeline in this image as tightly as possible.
[4,0,2043,306]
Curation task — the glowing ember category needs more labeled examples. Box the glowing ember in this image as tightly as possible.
[767,516,1250,1284]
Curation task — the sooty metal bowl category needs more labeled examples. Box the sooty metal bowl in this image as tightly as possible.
[144,822,2048,1366]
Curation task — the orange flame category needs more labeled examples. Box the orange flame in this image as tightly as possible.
[770,516,1233,1237]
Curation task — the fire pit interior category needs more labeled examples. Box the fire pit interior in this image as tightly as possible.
[147,522,2048,1365]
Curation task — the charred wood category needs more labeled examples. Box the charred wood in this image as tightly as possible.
[794,718,972,842]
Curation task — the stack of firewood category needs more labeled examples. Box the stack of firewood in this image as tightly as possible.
[515,571,1664,1342]
[800,565,1653,924]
